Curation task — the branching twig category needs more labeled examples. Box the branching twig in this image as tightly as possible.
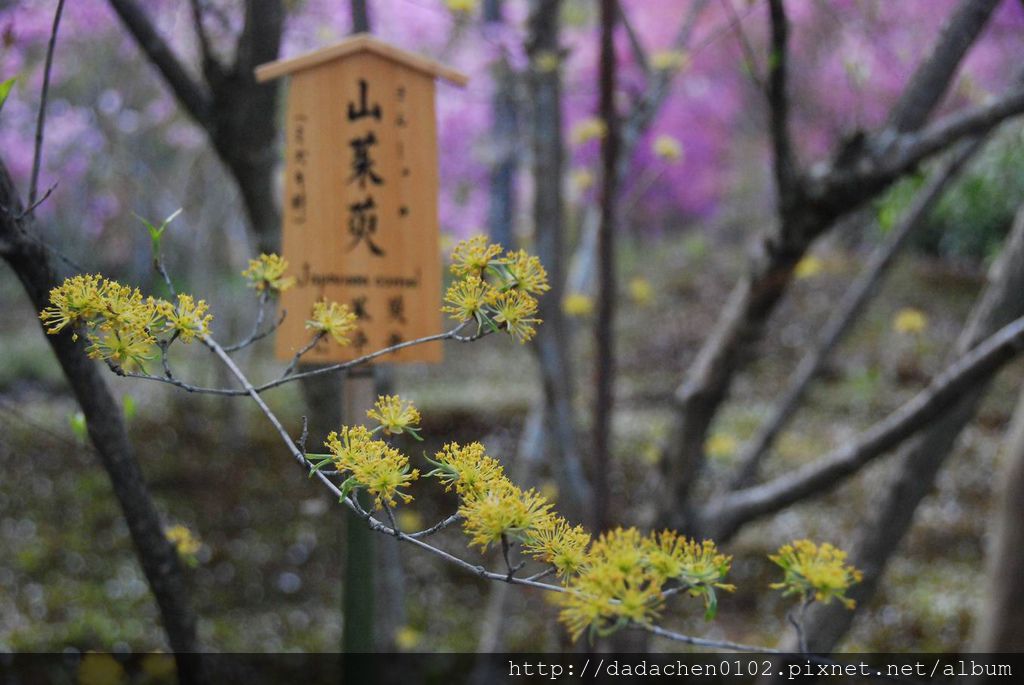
[29,0,66,209]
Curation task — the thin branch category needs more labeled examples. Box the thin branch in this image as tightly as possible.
[642,623,786,654]
[617,2,649,77]
[106,0,213,127]
[29,0,65,209]
[730,136,986,488]
[188,0,219,76]
[407,513,462,540]
[766,0,796,200]
[720,0,764,90]
[704,315,1024,538]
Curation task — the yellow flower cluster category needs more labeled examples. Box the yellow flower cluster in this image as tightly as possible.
[166,524,202,557]
[39,275,212,372]
[570,117,608,145]
[242,253,295,294]
[893,307,928,335]
[769,539,863,608]
[443,236,548,343]
[306,299,359,346]
[325,424,420,509]
[558,529,734,641]
[367,394,422,438]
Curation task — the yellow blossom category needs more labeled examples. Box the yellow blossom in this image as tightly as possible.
[450,235,503,278]
[459,479,553,550]
[769,539,863,609]
[705,433,738,460]
[502,249,551,295]
[326,427,419,508]
[165,524,201,557]
[557,528,664,641]
[442,275,498,322]
[78,653,126,685]
[571,168,595,192]
[86,328,157,372]
[427,441,507,501]
[396,509,424,533]
[533,51,561,73]
[651,135,683,163]
[794,255,824,279]
[562,292,594,317]
[893,307,928,335]
[643,532,734,618]
[242,253,295,294]
[650,50,688,72]
[491,289,541,343]
[306,300,358,345]
[394,625,423,650]
[628,277,654,306]
[570,117,607,145]
[159,294,212,343]
[445,0,476,13]
[366,394,421,436]
[524,516,591,578]
[39,273,105,334]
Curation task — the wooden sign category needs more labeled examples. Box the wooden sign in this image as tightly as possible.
[255,34,468,363]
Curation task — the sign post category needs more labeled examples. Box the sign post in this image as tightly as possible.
[256,34,468,364]
[256,35,467,651]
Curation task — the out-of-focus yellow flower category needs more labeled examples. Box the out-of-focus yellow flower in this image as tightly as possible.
[893,308,928,335]
[651,135,683,163]
[650,50,689,72]
[242,253,295,294]
[396,509,424,533]
[165,524,201,557]
[78,653,126,685]
[445,0,476,14]
[533,51,561,73]
[140,653,176,680]
[571,117,607,145]
[394,625,423,650]
[571,168,595,192]
[705,433,738,460]
[794,255,824,279]
[562,293,594,317]
[367,395,421,436]
[628,277,654,306]
[539,479,559,504]
[306,300,359,346]
[769,539,863,609]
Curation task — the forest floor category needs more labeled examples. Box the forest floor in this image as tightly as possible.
[1,231,1021,653]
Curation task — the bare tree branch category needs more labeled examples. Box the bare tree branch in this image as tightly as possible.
[107,0,213,127]
[730,136,986,488]
[887,0,1002,133]
[703,315,1024,539]
[766,0,796,202]
[28,0,65,209]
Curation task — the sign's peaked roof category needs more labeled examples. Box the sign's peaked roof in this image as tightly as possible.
[255,33,469,87]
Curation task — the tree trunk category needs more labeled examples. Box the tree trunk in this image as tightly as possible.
[526,0,592,526]
[484,0,519,250]
[0,161,205,684]
[973,382,1024,652]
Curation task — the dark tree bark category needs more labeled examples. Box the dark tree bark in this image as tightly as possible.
[526,0,592,525]
[973,383,1024,652]
[592,0,620,531]
[0,161,205,683]
[483,0,519,250]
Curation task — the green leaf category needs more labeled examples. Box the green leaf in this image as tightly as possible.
[338,476,361,501]
[69,411,87,442]
[0,78,15,115]
[703,587,718,621]
[122,394,137,421]
[135,208,182,256]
